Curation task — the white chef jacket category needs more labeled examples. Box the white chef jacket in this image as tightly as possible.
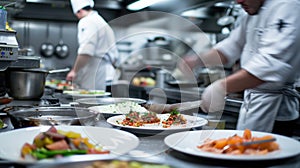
[215,0,300,132]
[74,10,119,90]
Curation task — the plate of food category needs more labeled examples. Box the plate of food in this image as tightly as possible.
[106,110,208,135]
[63,90,111,98]
[164,129,300,161]
[46,79,74,91]
[30,157,175,168]
[0,125,139,164]
[0,119,7,129]
[88,101,148,118]
[0,123,7,129]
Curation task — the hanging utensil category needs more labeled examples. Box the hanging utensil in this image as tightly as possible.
[26,22,35,56]
[40,23,54,57]
[55,24,69,59]
[21,22,35,56]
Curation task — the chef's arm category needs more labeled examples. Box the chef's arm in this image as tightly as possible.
[199,69,265,113]
[181,48,228,71]
[224,69,265,93]
[72,54,91,72]
[200,48,229,66]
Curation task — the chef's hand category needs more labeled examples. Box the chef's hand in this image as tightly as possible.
[66,69,76,82]
[200,79,227,113]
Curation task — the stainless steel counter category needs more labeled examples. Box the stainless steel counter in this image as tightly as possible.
[0,115,299,168]
[91,119,300,168]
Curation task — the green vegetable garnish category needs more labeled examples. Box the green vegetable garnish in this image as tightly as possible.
[0,119,4,128]
[170,109,180,115]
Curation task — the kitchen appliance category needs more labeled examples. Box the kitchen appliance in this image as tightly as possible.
[0,30,19,71]
[0,28,41,99]
[0,30,21,96]
[120,36,193,82]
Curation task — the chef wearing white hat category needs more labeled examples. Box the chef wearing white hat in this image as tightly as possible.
[70,0,94,14]
[67,0,119,90]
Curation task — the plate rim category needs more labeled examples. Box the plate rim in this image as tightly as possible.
[63,90,111,97]
[77,97,147,105]
[164,130,300,161]
[88,103,148,116]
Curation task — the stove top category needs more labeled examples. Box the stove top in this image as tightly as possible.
[0,87,61,112]
[8,95,60,107]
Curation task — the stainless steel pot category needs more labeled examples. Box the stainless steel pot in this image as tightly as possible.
[6,68,70,100]
[8,107,98,129]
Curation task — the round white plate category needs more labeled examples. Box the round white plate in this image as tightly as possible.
[88,102,148,118]
[0,126,139,164]
[164,130,300,161]
[63,90,111,98]
[107,114,208,135]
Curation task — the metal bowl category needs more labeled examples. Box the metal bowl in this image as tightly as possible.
[8,107,98,129]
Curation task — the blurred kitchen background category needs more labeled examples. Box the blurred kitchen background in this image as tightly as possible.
[2,0,245,80]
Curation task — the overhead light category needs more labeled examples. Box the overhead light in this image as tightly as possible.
[26,0,41,2]
[127,0,166,11]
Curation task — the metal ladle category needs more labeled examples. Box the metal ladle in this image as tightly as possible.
[217,1,235,26]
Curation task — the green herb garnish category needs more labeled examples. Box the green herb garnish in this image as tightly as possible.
[170,109,180,115]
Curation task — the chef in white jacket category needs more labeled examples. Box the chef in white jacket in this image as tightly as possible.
[67,0,118,90]
[182,0,300,136]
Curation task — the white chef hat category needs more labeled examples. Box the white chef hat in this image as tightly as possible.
[70,0,95,14]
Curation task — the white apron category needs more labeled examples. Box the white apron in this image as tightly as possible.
[215,0,300,132]
[237,86,300,132]
[74,57,107,90]
[75,11,118,90]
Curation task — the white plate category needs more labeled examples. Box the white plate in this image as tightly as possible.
[0,126,139,164]
[164,130,300,161]
[88,102,148,118]
[107,114,208,135]
[63,90,111,98]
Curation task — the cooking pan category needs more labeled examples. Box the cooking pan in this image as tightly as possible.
[55,24,69,58]
[40,23,54,57]
[6,68,70,100]
[8,107,98,129]
[75,97,147,108]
